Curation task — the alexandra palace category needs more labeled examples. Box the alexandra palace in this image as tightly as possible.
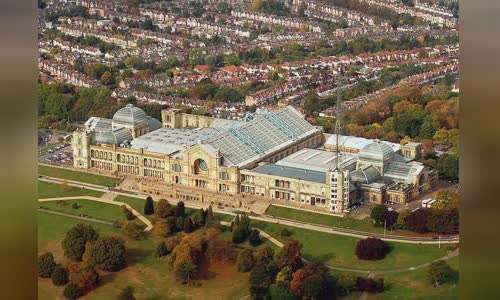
[72,104,437,214]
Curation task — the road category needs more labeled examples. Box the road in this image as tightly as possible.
[38,175,459,244]
[38,208,114,225]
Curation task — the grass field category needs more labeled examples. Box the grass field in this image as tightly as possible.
[38,165,121,187]
[367,256,459,299]
[38,181,104,199]
[38,211,253,300]
[39,199,128,223]
[252,221,449,271]
[266,205,434,237]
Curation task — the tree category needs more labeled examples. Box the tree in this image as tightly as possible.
[249,263,274,298]
[356,277,384,293]
[76,266,99,292]
[232,226,248,244]
[276,266,294,283]
[278,238,303,269]
[383,210,399,229]
[281,228,292,237]
[156,199,173,218]
[90,236,126,271]
[156,241,168,257]
[100,71,115,85]
[337,272,357,296]
[63,282,81,299]
[427,208,459,234]
[141,19,155,31]
[302,274,324,299]
[396,209,411,229]
[251,0,263,12]
[176,217,185,231]
[436,154,459,181]
[216,1,232,14]
[122,220,145,240]
[290,269,306,298]
[269,283,295,300]
[144,196,154,215]
[153,219,172,237]
[38,252,56,278]
[175,262,198,285]
[125,209,135,221]
[434,189,459,209]
[172,234,203,271]
[192,208,206,226]
[183,217,196,233]
[355,238,390,260]
[256,246,275,264]
[175,201,185,218]
[237,249,256,272]
[427,260,453,287]
[51,265,69,286]
[370,205,388,226]
[205,205,220,229]
[117,286,135,300]
[62,224,99,261]
[405,208,431,233]
[206,238,234,262]
[249,229,262,246]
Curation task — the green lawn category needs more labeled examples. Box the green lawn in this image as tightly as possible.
[39,199,128,223]
[38,211,252,300]
[252,221,449,271]
[266,205,432,237]
[38,165,121,187]
[367,256,459,299]
[38,181,104,198]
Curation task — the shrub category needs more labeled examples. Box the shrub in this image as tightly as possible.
[355,238,390,260]
[232,226,248,244]
[63,282,81,299]
[249,229,261,246]
[90,236,126,271]
[183,217,196,233]
[175,216,185,231]
[72,203,79,209]
[122,220,145,240]
[125,209,135,220]
[119,205,128,213]
[156,241,168,257]
[38,252,56,278]
[51,265,69,286]
[356,277,384,293]
[117,286,135,300]
[427,260,453,287]
[280,228,292,237]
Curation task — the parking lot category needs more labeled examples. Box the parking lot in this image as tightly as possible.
[38,143,73,166]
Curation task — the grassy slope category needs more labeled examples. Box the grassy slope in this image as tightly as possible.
[38,181,104,199]
[38,212,252,300]
[38,165,121,187]
[367,256,459,299]
[252,220,449,271]
[39,199,127,222]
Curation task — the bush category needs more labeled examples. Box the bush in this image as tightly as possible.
[72,203,79,209]
[427,260,453,287]
[183,217,196,233]
[51,265,69,286]
[122,220,145,240]
[156,241,168,257]
[280,228,292,237]
[356,277,384,293]
[355,238,390,260]
[90,236,126,271]
[248,229,261,246]
[38,252,56,278]
[405,208,431,233]
[63,282,81,299]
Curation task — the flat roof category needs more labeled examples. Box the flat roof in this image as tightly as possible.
[276,148,356,173]
[326,134,401,152]
[249,163,327,184]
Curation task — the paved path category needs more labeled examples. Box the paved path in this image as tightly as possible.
[38,195,153,231]
[38,176,459,244]
[38,208,114,225]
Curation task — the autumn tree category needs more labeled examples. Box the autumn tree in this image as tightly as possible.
[427,208,459,234]
[278,238,303,269]
[154,219,172,238]
[237,249,256,272]
[122,220,145,240]
[256,245,275,265]
[405,208,431,233]
[290,268,306,298]
[251,0,263,12]
[395,209,411,229]
[100,71,115,85]
[206,238,234,263]
[171,234,203,271]
[38,252,56,278]
[117,286,135,300]
[434,189,459,209]
[62,224,99,261]
[156,199,173,218]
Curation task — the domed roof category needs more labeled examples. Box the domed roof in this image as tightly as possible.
[112,104,148,126]
[358,141,395,163]
[95,127,133,145]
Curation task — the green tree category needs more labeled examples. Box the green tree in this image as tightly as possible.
[175,201,185,218]
[420,117,440,139]
[122,220,145,240]
[100,71,115,85]
[62,224,99,261]
[214,86,243,102]
[205,205,220,229]
[269,283,295,300]
[436,154,459,181]
[144,196,154,215]
[38,252,56,278]
[396,209,411,229]
[249,229,262,246]
[63,282,81,299]
[117,286,135,300]
[427,260,453,287]
[434,189,460,209]
[90,236,126,272]
[237,249,256,272]
[302,274,324,299]
[51,265,69,286]
[370,205,388,226]
[175,262,198,285]
[156,199,173,218]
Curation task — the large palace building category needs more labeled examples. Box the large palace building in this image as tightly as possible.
[72,104,438,214]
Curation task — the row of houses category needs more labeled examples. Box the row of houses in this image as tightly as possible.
[38,59,104,88]
[230,10,323,33]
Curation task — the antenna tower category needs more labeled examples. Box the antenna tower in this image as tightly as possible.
[334,72,343,170]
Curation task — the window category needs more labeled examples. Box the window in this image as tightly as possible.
[172,164,182,172]
[219,172,229,181]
